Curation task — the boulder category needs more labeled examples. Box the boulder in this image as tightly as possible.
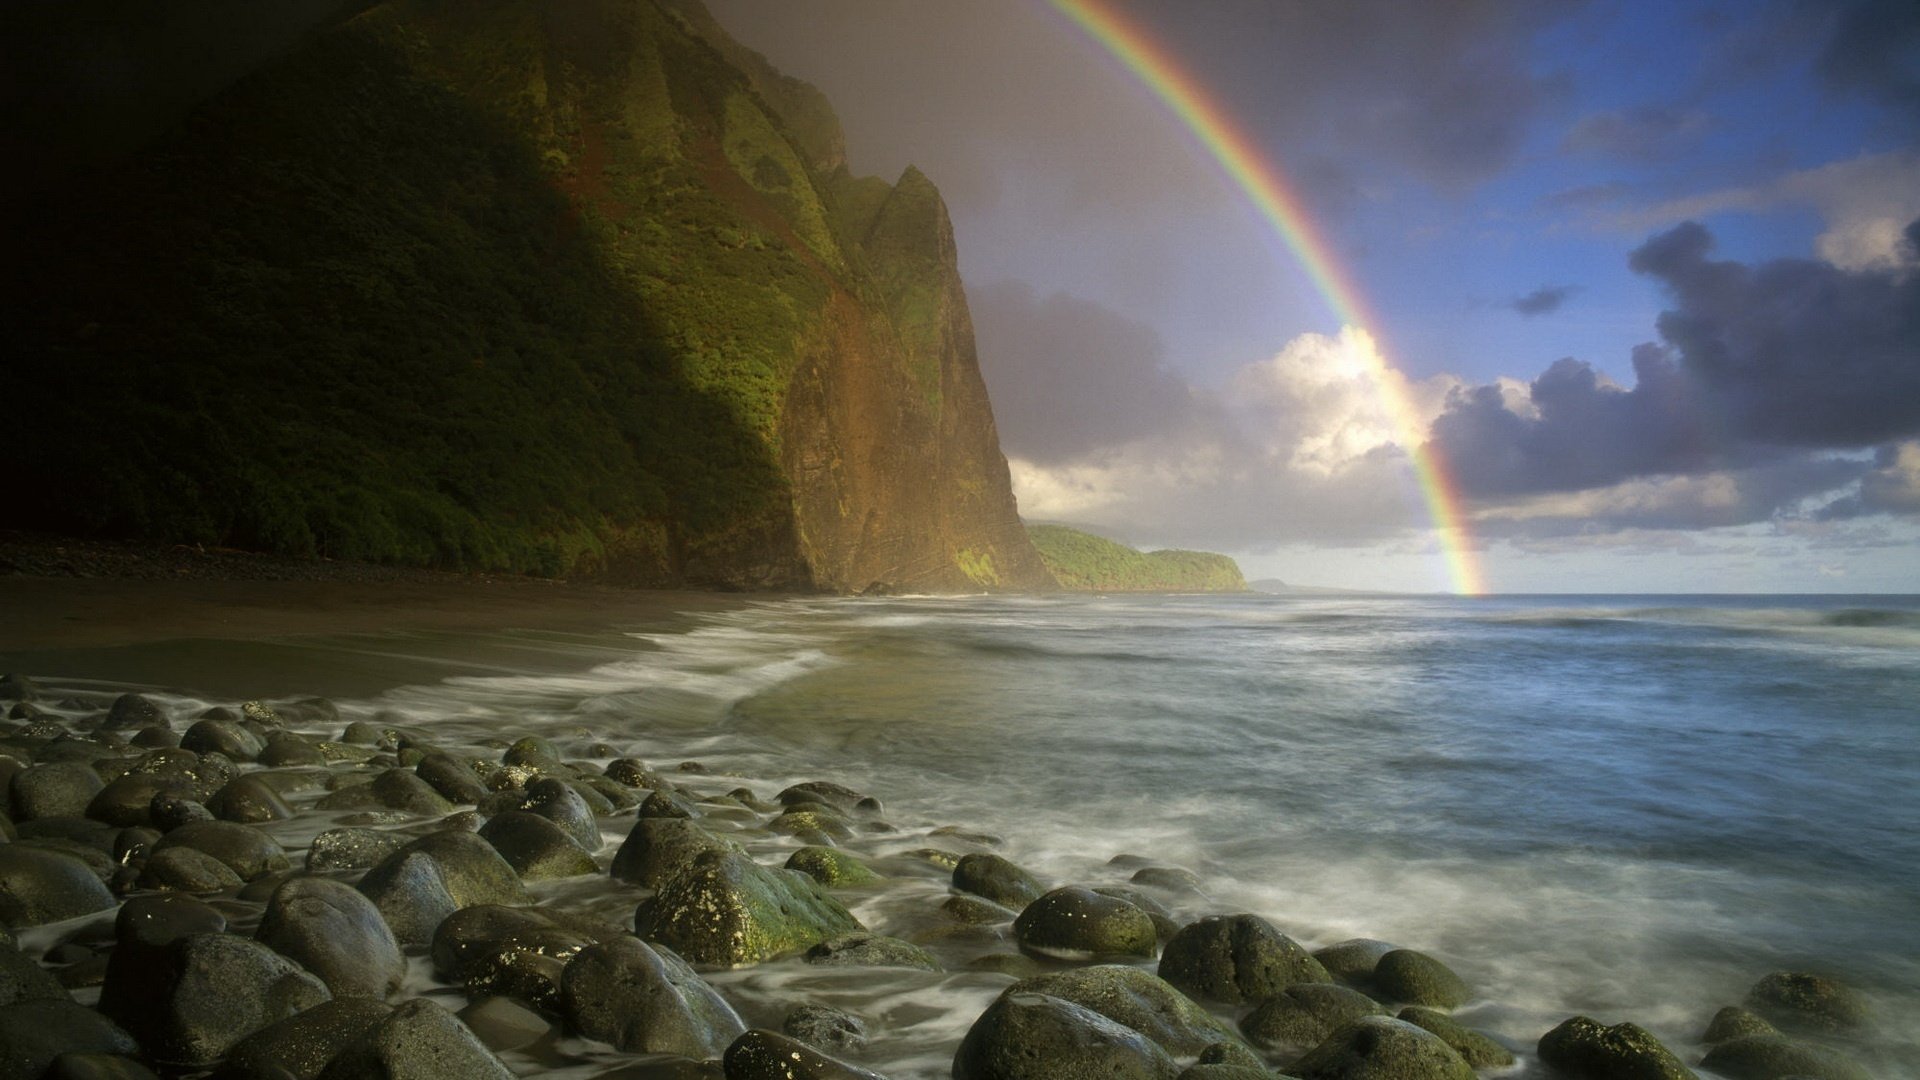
[0,942,68,1006]
[724,1028,888,1080]
[784,1004,867,1053]
[0,845,117,927]
[43,1051,159,1080]
[610,817,741,888]
[1007,965,1240,1057]
[0,1000,139,1080]
[560,935,745,1057]
[776,782,878,813]
[478,811,596,881]
[942,894,1016,925]
[952,992,1179,1080]
[1289,1016,1475,1080]
[205,776,293,824]
[638,850,861,968]
[111,931,331,1066]
[804,933,941,971]
[1536,1015,1695,1080]
[179,718,263,762]
[0,676,38,703]
[315,998,515,1080]
[605,759,665,789]
[1371,950,1469,1009]
[952,852,1045,909]
[368,769,455,817]
[258,734,329,768]
[786,846,880,886]
[356,830,529,946]
[84,774,191,828]
[136,847,244,893]
[1743,972,1869,1034]
[1013,886,1156,959]
[1702,1005,1776,1042]
[430,905,594,982]
[1175,1067,1271,1080]
[641,789,698,821]
[11,762,104,822]
[457,996,549,1053]
[1395,1006,1513,1067]
[1698,1033,1870,1080]
[148,793,213,832]
[416,754,489,805]
[305,828,408,873]
[1159,915,1331,1005]
[1239,983,1388,1054]
[219,998,394,1080]
[101,695,165,731]
[149,821,289,881]
[256,876,405,999]
[1312,939,1395,987]
[522,778,599,851]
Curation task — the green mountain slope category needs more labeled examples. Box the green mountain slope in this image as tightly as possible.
[1028,525,1247,593]
[1,0,1051,593]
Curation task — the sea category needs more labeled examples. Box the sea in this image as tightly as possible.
[13,592,1919,1077]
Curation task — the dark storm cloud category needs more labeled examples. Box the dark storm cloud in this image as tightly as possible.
[971,282,1203,465]
[1815,444,1920,519]
[1432,218,1920,501]
[1510,284,1580,316]
[1560,106,1714,163]
[1813,0,1920,121]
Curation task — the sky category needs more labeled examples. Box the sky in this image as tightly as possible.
[706,0,1920,593]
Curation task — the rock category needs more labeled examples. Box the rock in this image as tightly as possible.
[101,695,165,731]
[784,1004,867,1053]
[1195,1042,1266,1068]
[1702,1005,1776,1042]
[149,821,288,881]
[786,846,880,886]
[1007,965,1240,1057]
[1239,983,1388,1054]
[258,734,329,768]
[1396,1006,1514,1068]
[1159,915,1331,1005]
[115,931,331,1066]
[430,905,592,981]
[356,830,529,946]
[523,778,600,851]
[1091,886,1179,941]
[11,762,105,821]
[638,850,862,968]
[605,759,665,789]
[1176,1067,1272,1080]
[1014,886,1156,959]
[1743,972,1869,1034]
[459,929,579,1013]
[571,775,637,812]
[179,718,263,762]
[642,789,699,821]
[206,776,294,823]
[416,754,489,805]
[97,895,227,1026]
[1536,1015,1695,1080]
[1370,949,1469,1009]
[0,1000,138,1080]
[316,997,515,1080]
[339,721,392,748]
[777,781,879,813]
[136,846,244,892]
[257,876,405,999]
[805,932,941,971]
[952,852,1045,909]
[1312,939,1395,988]
[368,769,455,816]
[1698,1033,1871,1080]
[500,736,564,774]
[478,811,597,880]
[220,998,394,1079]
[84,774,191,828]
[1290,1016,1475,1080]
[458,996,549,1053]
[0,676,38,703]
[44,1052,159,1080]
[1129,866,1203,894]
[724,1028,888,1080]
[942,894,1015,925]
[305,827,408,873]
[953,992,1180,1080]
[560,935,746,1057]
[0,845,117,926]
[610,817,741,889]
[148,793,213,831]
[0,942,68,1006]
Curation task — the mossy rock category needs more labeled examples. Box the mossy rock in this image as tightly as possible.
[1290,1016,1474,1080]
[953,992,1179,1080]
[1396,1006,1513,1068]
[1008,965,1241,1058]
[785,846,880,886]
[1159,915,1330,1005]
[1013,886,1156,959]
[1239,983,1386,1054]
[1698,1033,1870,1080]
[952,852,1044,908]
[1536,1015,1695,1080]
[805,932,940,972]
[637,850,861,968]
[1743,972,1869,1034]
[1702,1005,1777,1043]
[1371,949,1469,1009]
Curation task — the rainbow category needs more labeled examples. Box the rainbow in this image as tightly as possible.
[1045,0,1489,596]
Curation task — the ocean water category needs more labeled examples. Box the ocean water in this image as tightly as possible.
[19,592,1920,1076]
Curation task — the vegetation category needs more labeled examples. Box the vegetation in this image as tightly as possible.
[1028,526,1248,593]
[0,0,968,585]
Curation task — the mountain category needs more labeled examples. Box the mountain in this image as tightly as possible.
[1028,525,1247,593]
[0,0,1052,594]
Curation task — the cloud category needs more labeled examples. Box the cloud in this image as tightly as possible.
[1561,106,1714,163]
[1812,0,1920,122]
[971,281,1203,464]
[1510,284,1579,316]
[1815,441,1920,519]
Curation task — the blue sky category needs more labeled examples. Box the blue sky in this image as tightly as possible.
[710,0,1919,592]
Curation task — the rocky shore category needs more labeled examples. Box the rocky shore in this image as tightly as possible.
[0,671,1885,1080]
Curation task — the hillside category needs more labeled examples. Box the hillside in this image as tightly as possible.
[1028,525,1247,593]
[0,0,1051,594]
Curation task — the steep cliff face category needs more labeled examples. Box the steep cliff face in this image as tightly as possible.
[1,0,1051,592]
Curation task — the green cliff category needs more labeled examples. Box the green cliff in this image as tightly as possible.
[0,0,1051,593]
[1028,525,1248,593]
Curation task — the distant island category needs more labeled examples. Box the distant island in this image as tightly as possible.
[1027,525,1247,593]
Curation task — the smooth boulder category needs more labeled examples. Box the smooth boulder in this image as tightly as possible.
[724,1028,888,1080]
[1013,886,1156,959]
[637,850,861,968]
[0,845,116,927]
[951,853,1044,909]
[610,818,740,888]
[1159,914,1331,1004]
[560,935,745,1057]
[1698,1033,1871,1080]
[1743,972,1868,1034]
[1239,983,1388,1054]
[115,932,332,1066]
[149,821,289,881]
[1006,965,1240,1057]
[314,998,515,1080]
[1536,1015,1695,1080]
[952,992,1179,1080]
[0,1000,139,1080]
[356,830,530,947]
[257,876,405,999]
[220,999,395,1080]
[1289,1016,1476,1080]
[478,811,596,881]
[1371,949,1470,1009]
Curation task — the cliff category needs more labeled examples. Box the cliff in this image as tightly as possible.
[0,0,1051,594]
[1028,525,1249,593]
